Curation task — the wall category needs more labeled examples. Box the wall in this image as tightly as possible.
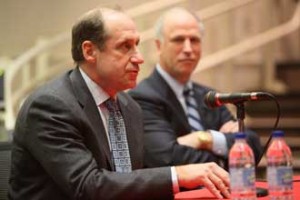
[0,0,144,58]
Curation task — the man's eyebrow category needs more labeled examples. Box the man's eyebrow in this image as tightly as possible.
[118,34,140,45]
[120,34,140,41]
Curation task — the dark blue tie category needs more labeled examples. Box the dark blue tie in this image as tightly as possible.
[104,99,132,173]
[183,86,204,131]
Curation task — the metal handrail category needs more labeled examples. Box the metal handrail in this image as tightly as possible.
[4,32,70,130]
[126,0,186,17]
[140,0,256,42]
[195,1,300,73]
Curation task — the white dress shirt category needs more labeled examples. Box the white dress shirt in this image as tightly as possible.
[156,64,228,156]
[79,68,180,193]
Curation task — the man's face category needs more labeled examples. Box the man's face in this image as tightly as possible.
[157,11,202,84]
[94,12,144,95]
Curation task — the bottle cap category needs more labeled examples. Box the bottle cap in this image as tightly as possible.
[235,132,246,139]
[272,130,284,137]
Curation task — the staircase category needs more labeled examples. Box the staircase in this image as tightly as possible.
[245,61,300,177]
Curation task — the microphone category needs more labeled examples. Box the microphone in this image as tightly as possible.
[204,91,270,108]
[204,90,278,198]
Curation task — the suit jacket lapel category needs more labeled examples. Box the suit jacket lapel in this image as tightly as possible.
[69,67,113,169]
[117,93,140,169]
[192,83,211,129]
[150,69,191,131]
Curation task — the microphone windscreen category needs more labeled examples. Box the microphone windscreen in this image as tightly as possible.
[204,91,217,108]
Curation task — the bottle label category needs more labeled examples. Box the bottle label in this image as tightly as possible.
[230,167,255,189]
[267,166,293,187]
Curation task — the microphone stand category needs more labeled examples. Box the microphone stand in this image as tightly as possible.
[235,102,245,133]
[234,102,268,197]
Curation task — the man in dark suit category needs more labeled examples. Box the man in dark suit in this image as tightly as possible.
[129,8,262,168]
[8,8,230,200]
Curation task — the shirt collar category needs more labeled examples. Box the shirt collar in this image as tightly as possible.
[79,68,110,106]
[156,64,193,97]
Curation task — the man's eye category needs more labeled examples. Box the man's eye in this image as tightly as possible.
[122,43,132,51]
[172,38,184,43]
[191,38,200,44]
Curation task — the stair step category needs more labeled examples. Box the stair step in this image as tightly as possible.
[245,93,300,118]
[276,61,300,92]
[246,117,300,129]
[259,135,300,149]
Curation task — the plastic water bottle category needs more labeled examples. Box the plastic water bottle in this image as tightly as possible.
[267,130,293,200]
[229,132,256,200]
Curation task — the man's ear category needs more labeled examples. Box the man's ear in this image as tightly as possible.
[82,41,97,63]
[155,39,161,50]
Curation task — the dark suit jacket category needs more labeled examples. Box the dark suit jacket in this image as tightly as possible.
[129,69,262,168]
[8,67,173,200]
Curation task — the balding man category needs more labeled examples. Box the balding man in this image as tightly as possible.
[129,7,262,169]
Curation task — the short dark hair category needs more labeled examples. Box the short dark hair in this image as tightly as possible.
[71,9,108,63]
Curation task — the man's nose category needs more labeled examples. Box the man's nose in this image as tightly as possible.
[183,39,192,53]
[131,51,144,64]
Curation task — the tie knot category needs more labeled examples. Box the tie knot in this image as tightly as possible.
[183,86,193,97]
[104,98,119,112]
